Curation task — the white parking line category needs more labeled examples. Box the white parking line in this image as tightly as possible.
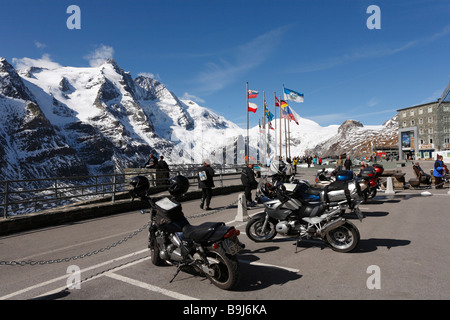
[239,260,300,273]
[105,273,198,300]
[0,249,149,300]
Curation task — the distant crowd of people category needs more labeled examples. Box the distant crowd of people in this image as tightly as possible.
[139,150,448,212]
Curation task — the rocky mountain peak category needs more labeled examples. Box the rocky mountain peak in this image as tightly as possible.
[338,119,364,134]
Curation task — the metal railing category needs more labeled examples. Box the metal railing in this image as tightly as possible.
[0,164,247,218]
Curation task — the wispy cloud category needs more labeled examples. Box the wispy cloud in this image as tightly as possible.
[84,44,114,67]
[192,25,290,94]
[34,40,46,49]
[290,24,450,74]
[182,92,205,104]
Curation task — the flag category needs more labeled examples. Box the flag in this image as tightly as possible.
[248,90,259,99]
[281,105,289,119]
[286,106,301,125]
[280,100,289,108]
[268,121,274,130]
[248,102,258,113]
[275,96,280,107]
[264,101,274,121]
[283,87,304,103]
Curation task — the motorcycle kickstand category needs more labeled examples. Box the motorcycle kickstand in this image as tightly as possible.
[169,264,185,283]
[295,236,302,253]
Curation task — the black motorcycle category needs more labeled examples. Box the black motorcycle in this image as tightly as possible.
[246,178,364,253]
[130,175,244,290]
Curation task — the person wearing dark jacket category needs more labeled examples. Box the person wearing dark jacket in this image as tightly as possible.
[433,155,446,189]
[143,154,158,168]
[344,156,352,171]
[241,163,257,207]
[157,156,169,171]
[198,159,215,210]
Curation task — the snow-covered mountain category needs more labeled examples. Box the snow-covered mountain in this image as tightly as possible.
[305,117,398,158]
[0,56,397,182]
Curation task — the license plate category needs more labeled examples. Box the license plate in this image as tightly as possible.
[354,207,364,221]
[223,238,242,255]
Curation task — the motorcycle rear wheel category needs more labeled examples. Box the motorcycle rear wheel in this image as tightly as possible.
[205,248,241,290]
[245,217,277,242]
[325,222,360,253]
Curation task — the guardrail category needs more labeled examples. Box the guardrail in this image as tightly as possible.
[0,164,248,218]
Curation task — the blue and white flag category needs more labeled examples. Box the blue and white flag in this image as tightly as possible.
[283,87,304,103]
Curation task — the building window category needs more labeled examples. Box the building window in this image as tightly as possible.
[428,106,433,113]
[420,139,424,144]
[428,128,433,134]
[402,121,407,127]
[402,111,406,118]
[444,106,449,112]
[410,110,414,116]
[428,117,433,123]
[419,108,423,114]
[430,138,433,144]
[444,116,449,122]
[419,118,423,124]
[445,137,450,144]
[419,128,424,134]
[411,120,415,126]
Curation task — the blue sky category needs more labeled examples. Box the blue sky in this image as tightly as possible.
[1,0,449,128]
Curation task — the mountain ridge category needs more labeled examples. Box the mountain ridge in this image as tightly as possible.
[0,56,398,182]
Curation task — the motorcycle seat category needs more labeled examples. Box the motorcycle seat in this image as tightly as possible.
[305,187,323,196]
[182,222,225,241]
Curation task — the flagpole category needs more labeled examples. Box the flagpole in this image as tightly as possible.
[263,91,266,163]
[287,112,291,159]
[246,82,249,164]
[274,92,278,160]
[279,95,282,158]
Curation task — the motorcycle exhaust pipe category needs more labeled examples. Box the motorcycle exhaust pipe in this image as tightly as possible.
[321,218,346,235]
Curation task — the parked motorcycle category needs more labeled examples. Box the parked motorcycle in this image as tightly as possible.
[315,168,369,202]
[130,175,244,290]
[358,164,384,199]
[247,177,365,253]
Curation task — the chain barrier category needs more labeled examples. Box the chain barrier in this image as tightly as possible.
[0,198,240,266]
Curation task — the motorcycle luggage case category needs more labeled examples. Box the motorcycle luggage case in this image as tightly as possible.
[322,180,348,202]
[372,164,384,177]
[154,197,185,225]
[360,167,376,179]
[335,170,353,181]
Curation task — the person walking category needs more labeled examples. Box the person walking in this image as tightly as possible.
[198,159,215,210]
[241,163,257,207]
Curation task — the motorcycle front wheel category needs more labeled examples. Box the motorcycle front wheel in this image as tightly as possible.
[325,221,360,253]
[245,217,277,242]
[149,232,165,266]
[205,248,241,290]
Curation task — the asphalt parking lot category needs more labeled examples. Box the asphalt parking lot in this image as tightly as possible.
[0,161,449,303]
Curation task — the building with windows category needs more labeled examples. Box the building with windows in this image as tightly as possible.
[396,83,450,160]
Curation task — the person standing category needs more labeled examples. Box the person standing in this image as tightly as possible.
[198,159,215,210]
[433,155,445,189]
[336,155,344,171]
[344,156,352,171]
[143,153,158,168]
[241,163,257,207]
